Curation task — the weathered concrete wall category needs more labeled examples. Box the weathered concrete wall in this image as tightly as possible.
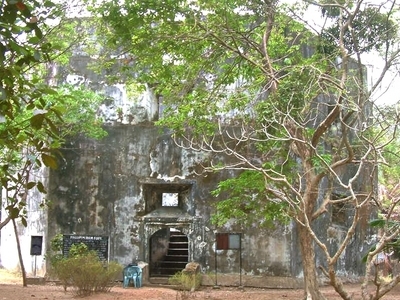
[44,121,375,284]
[46,125,294,279]
[0,167,49,276]
[0,52,375,286]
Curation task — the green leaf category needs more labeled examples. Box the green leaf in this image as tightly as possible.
[41,154,57,169]
[46,117,60,135]
[33,50,41,61]
[9,207,20,219]
[37,181,47,193]
[361,244,376,263]
[44,0,55,7]
[26,181,36,189]
[28,36,41,44]
[30,114,45,129]
[34,27,43,39]
[369,219,386,227]
[41,87,58,95]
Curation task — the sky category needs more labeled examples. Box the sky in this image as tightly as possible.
[283,0,400,106]
[61,0,400,106]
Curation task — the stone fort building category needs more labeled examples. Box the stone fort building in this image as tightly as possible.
[0,51,375,288]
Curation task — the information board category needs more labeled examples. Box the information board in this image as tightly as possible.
[216,233,241,250]
[63,235,109,261]
[30,235,43,256]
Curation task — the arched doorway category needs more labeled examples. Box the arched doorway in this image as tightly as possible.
[149,227,188,277]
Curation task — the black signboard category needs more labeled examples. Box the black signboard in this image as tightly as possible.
[63,235,109,261]
[30,235,43,256]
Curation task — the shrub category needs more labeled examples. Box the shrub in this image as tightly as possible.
[168,270,202,291]
[50,242,122,296]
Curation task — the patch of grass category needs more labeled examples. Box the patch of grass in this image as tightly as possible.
[0,268,22,284]
[169,271,202,291]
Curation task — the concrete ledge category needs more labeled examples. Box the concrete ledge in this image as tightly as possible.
[26,277,46,285]
[201,274,304,289]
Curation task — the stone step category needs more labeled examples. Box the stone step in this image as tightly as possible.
[168,249,188,254]
[164,254,189,261]
[169,236,188,243]
[168,242,189,249]
[159,261,187,268]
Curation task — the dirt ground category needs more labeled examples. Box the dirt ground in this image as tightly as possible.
[2,270,400,300]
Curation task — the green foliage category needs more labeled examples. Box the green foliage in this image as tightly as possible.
[68,242,91,257]
[363,218,400,263]
[50,233,63,252]
[380,153,400,189]
[168,270,202,291]
[89,0,354,231]
[317,3,398,54]
[318,0,349,18]
[125,80,147,101]
[0,0,63,223]
[311,154,332,173]
[211,171,289,227]
[45,233,64,270]
[0,82,106,224]
[50,242,122,296]
[45,18,88,66]
[83,0,400,297]
[370,104,400,190]
[45,85,108,140]
[0,0,107,226]
[380,139,400,190]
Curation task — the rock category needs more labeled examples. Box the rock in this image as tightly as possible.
[182,262,201,292]
[183,262,200,275]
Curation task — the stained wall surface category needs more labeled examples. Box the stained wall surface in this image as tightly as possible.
[46,124,294,278]
[0,53,375,285]
[45,123,374,284]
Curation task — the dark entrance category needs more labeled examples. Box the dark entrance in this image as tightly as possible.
[149,228,189,277]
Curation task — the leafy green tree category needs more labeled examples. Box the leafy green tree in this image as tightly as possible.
[375,104,400,189]
[0,0,107,231]
[0,0,106,288]
[90,0,400,299]
[0,0,58,229]
[364,104,400,284]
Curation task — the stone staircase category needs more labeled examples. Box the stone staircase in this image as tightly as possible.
[157,231,188,277]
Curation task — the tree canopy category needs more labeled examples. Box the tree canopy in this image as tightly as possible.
[42,0,400,299]
[0,0,106,230]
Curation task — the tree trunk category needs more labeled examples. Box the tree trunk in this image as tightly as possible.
[12,218,27,287]
[298,224,326,300]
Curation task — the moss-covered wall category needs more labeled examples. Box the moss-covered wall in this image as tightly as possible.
[46,124,296,277]
[45,122,375,281]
